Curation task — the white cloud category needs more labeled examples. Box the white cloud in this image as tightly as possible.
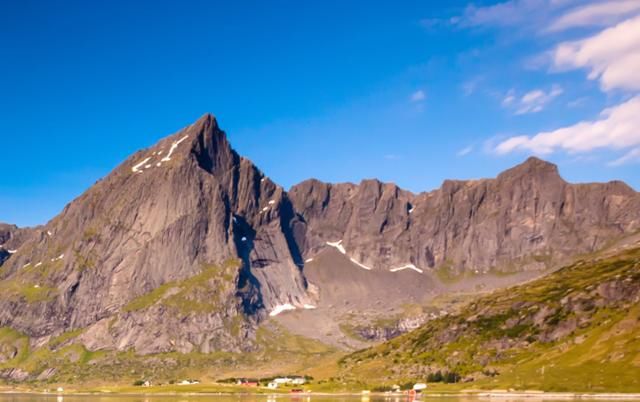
[457,146,474,156]
[609,147,640,166]
[455,0,579,30]
[455,0,640,35]
[495,95,640,156]
[567,97,588,108]
[547,0,640,32]
[553,15,640,91]
[501,85,563,114]
[458,0,549,28]
[410,90,426,102]
[461,76,483,96]
[456,2,640,167]
[501,89,516,107]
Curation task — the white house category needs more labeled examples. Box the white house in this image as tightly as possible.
[274,377,292,384]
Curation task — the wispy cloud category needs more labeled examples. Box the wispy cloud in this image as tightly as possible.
[501,85,563,114]
[501,89,516,107]
[457,146,474,157]
[495,96,640,157]
[456,0,548,28]
[567,97,588,108]
[454,0,575,31]
[410,90,426,102]
[547,0,640,32]
[454,0,640,34]
[553,15,640,91]
[609,147,640,166]
[461,76,483,96]
[456,0,640,167]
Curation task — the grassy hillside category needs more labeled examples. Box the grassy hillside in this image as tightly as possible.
[339,246,640,392]
[0,321,341,388]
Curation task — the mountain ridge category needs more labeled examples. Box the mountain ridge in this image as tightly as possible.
[0,113,639,366]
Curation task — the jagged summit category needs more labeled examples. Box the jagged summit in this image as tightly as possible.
[497,155,561,182]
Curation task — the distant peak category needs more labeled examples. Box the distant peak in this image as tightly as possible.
[497,156,562,182]
[523,156,555,168]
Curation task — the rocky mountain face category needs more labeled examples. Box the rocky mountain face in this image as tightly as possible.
[0,114,311,354]
[0,224,32,266]
[290,158,640,274]
[0,113,639,359]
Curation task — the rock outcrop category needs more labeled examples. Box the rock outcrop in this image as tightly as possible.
[289,157,640,273]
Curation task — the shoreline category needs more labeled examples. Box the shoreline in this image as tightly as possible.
[3,390,640,399]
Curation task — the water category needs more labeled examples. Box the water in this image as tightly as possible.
[0,396,631,402]
[0,396,430,402]
[0,396,473,402]
[0,397,426,402]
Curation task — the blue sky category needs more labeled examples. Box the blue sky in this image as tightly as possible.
[2,0,640,227]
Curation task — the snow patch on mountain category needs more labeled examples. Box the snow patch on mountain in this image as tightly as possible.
[390,264,423,274]
[161,135,189,162]
[326,240,346,254]
[350,257,373,270]
[132,157,152,173]
[269,303,296,317]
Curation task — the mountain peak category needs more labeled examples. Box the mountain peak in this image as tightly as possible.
[187,113,237,174]
[497,156,561,182]
[522,156,556,169]
[192,113,218,132]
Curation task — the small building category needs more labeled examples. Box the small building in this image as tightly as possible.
[267,382,278,389]
[291,377,306,385]
[413,383,427,391]
[179,379,200,385]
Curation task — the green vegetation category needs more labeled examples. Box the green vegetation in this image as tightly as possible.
[123,259,240,313]
[122,283,172,312]
[0,256,67,304]
[339,247,640,392]
[162,260,238,313]
[426,370,461,383]
[434,260,459,283]
[0,313,341,388]
[0,327,30,364]
[48,328,86,350]
[0,280,58,304]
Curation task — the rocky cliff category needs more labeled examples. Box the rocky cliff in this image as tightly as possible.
[290,158,640,274]
[0,113,639,358]
[0,114,311,354]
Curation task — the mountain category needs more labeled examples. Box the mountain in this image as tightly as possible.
[0,114,311,355]
[339,242,640,392]
[0,114,639,383]
[290,158,640,274]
